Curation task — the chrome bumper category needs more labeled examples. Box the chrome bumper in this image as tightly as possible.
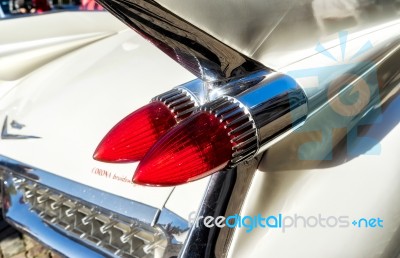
[0,156,189,258]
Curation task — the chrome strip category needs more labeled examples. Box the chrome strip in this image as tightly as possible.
[0,156,190,257]
[1,173,106,257]
[214,158,261,258]
[178,158,261,258]
[0,156,157,224]
[178,168,238,258]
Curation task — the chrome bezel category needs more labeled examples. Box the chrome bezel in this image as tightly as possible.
[0,156,189,258]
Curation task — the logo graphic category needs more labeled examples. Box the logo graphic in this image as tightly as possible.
[188,212,384,233]
[286,31,382,161]
[1,116,40,139]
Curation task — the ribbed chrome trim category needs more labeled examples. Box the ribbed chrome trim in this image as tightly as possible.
[201,97,258,166]
[18,176,166,257]
[152,88,198,121]
[0,156,190,258]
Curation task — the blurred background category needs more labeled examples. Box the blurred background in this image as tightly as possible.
[0,0,102,18]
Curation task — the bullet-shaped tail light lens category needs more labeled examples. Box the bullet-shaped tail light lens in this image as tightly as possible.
[133,73,308,186]
[93,89,197,162]
[134,97,258,186]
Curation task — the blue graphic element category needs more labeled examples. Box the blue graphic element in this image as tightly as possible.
[339,31,348,61]
[351,41,374,61]
[191,213,384,232]
[353,217,384,228]
[287,31,382,161]
[315,42,337,62]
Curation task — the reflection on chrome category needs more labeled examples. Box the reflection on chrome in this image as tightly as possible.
[155,0,400,69]
[14,175,167,257]
[96,0,266,81]
[0,156,190,257]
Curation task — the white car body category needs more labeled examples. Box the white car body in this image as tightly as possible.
[0,12,203,210]
[0,2,399,257]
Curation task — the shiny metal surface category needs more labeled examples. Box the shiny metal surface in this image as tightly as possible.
[156,0,400,70]
[156,208,190,257]
[235,73,308,154]
[178,168,237,258]
[207,70,270,102]
[200,97,259,165]
[214,158,261,258]
[0,156,158,223]
[187,19,400,167]
[152,88,198,121]
[177,7,399,257]
[0,2,397,258]
[96,0,265,81]
[3,173,167,257]
[142,70,270,127]
[198,72,308,167]
[0,156,191,257]
[285,26,400,113]
[174,70,269,106]
[1,173,106,257]
[264,38,400,171]
[179,158,261,258]
[227,65,400,258]
[223,21,400,258]
[97,0,399,81]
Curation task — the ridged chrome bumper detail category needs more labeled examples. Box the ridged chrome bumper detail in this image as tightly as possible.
[201,97,258,166]
[152,88,198,121]
[0,156,190,258]
[17,177,166,258]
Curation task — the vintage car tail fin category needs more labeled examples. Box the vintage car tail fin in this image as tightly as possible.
[96,0,265,81]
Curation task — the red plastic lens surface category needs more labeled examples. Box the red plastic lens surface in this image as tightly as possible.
[93,101,177,162]
[133,112,233,186]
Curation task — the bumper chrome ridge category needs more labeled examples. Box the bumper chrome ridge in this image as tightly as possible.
[0,156,189,258]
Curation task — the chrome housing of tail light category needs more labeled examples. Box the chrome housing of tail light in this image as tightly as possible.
[131,72,308,186]
[155,69,270,111]
[198,72,308,167]
[93,70,270,163]
[234,72,308,154]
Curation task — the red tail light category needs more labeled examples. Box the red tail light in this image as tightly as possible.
[93,101,176,162]
[93,89,197,162]
[133,97,258,186]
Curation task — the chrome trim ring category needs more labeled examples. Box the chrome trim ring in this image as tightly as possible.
[201,97,258,166]
[152,88,198,121]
